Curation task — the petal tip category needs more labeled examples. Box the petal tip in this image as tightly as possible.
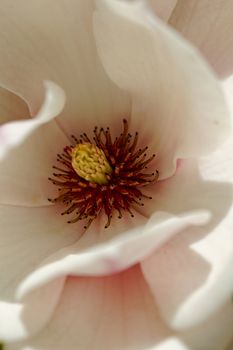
[43,80,66,117]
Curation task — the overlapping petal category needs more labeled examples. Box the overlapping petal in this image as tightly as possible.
[6,269,233,350]
[0,278,65,343]
[7,267,174,350]
[0,0,232,348]
[140,158,233,329]
[0,82,68,206]
[140,85,233,329]
[93,0,230,179]
[0,204,82,341]
[141,223,233,329]
[169,0,233,78]
[17,210,209,299]
[0,0,130,135]
[0,81,65,160]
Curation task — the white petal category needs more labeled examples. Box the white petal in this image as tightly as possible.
[93,0,230,178]
[0,303,25,341]
[0,278,65,342]
[0,82,68,206]
[141,160,233,328]
[0,204,83,341]
[197,75,233,183]
[179,299,233,350]
[141,226,233,330]
[6,271,233,350]
[140,158,232,222]
[8,267,174,349]
[0,81,65,160]
[17,210,209,299]
[169,0,233,78]
[0,0,130,135]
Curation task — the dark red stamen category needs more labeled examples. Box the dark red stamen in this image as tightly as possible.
[48,119,159,229]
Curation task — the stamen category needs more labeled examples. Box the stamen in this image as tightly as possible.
[48,119,159,229]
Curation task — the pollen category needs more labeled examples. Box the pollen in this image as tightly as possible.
[71,143,112,185]
[48,119,159,229]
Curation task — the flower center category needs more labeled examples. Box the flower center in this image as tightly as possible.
[71,143,112,185]
[48,119,159,229]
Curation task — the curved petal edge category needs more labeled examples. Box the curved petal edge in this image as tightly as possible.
[0,81,66,160]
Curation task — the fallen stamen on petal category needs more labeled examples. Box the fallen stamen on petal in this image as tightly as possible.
[48,119,159,229]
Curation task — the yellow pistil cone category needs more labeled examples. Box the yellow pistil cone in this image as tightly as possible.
[71,143,112,185]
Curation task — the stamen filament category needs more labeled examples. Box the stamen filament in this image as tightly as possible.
[48,119,159,229]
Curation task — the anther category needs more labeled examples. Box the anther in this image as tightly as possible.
[49,119,159,229]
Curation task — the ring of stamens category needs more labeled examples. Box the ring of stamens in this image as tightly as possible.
[48,119,159,229]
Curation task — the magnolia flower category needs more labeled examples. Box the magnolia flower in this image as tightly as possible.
[0,0,233,349]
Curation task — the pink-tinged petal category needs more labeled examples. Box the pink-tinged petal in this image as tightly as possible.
[141,226,233,330]
[9,266,174,349]
[0,82,68,206]
[0,87,29,125]
[17,210,209,299]
[169,0,233,78]
[6,270,233,350]
[93,0,230,178]
[148,0,177,22]
[0,278,65,342]
[0,204,83,341]
[0,81,65,160]
[141,160,233,329]
[0,0,130,135]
